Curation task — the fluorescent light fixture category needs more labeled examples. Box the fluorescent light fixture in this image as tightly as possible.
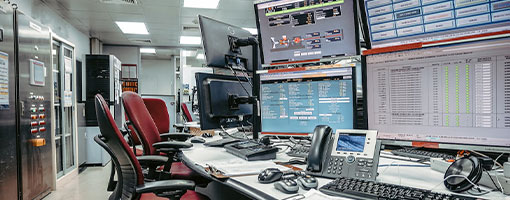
[140,48,156,54]
[183,0,220,9]
[182,50,197,57]
[196,53,205,60]
[243,28,258,35]
[115,21,149,35]
[180,36,201,45]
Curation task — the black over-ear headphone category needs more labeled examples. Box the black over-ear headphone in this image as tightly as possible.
[444,156,483,192]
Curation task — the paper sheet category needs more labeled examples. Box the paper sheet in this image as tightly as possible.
[0,51,8,109]
[206,159,289,176]
[283,189,350,200]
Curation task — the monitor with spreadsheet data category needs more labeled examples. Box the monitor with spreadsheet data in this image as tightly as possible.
[366,37,510,152]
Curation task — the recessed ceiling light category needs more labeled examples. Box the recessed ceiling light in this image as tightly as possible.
[180,36,201,45]
[243,28,258,35]
[196,53,205,60]
[115,21,149,35]
[140,48,156,54]
[183,0,220,9]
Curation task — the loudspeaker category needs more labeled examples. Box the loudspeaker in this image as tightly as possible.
[444,156,483,192]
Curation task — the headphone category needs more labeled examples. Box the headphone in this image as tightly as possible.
[444,156,483,192]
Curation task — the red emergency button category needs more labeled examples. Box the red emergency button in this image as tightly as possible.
[31,128,38,134]
[31,115,38,120]
[39,121,46,125]
[39,114,45,119]
[39,127,46,132]
[31,121,38,126]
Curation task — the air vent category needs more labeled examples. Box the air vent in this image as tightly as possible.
[100,0,138,5]
[129,39,152,44]
[183,26,200,32]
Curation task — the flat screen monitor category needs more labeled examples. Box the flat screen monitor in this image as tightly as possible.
[196,73,253,130]
[199,15,255,72]
[259,64,356,137]
[366,37,510,152]
[363,0,510,48]
[254,0,359,65]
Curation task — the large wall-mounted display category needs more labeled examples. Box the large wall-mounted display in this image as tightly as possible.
[364,0,510,48]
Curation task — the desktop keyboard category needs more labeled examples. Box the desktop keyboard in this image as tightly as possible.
[287,145,310,158]
[391,149,456,160]
[320,177,484,200]
[224,140,278,161]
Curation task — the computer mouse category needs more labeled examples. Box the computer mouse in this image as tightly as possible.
[274,179,299,194]
[190,137,205,143]
[201,132,213,138]
[296,175,318,190]
[258,168,283,184]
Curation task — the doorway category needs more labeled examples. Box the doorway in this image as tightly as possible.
[52,39,76,178]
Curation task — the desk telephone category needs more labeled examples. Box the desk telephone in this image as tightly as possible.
[306,125,381,180]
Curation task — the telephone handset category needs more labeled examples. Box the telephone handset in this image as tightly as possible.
[306,125,333,172]
[306,126,381,181]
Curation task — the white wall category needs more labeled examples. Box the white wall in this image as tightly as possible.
[103,45,141,67]
[140,59,175,95]
[10,0,90,62]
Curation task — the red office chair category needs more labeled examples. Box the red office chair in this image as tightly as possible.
[144,98,192,141]
[123,92,205,182]
[181,103,193,123]
[94,94,208,200]
[143,98,170,134]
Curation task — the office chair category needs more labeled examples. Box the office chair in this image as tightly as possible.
[94,94,208,200]
[144,98,192,141]
[143,98,171,134]
[122,92,205,182]
[181,103,193,123]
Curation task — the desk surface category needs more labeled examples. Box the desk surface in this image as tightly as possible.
[180,136,508,200]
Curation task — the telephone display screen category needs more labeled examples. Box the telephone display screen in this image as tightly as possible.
[336,134,365,152]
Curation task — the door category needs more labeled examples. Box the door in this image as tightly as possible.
[0,2,18,199]
[52,40,76,177]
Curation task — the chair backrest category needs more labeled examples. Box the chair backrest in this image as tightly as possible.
[122,91,161,155]
[95,94,144,200]
[143,98,170,134]
[181,103,193,122]
[125,113,142,145]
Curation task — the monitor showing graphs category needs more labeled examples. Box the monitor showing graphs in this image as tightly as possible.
[255,0,358,65]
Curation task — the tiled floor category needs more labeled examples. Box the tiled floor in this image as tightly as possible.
[43,164,112,200]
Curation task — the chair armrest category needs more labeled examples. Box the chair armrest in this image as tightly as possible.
[136,155,168,166]
[160,133,193,142]
[136,180,195,194]
[153,141,193,150]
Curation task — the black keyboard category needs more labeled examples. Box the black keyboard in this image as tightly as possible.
[391,149,456,160]
[320,177,484,200]
[287,145,310,158]
[224,140,278,161]
[204,138,242,147]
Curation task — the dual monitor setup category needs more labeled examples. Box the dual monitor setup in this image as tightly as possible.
[194,0,510,198]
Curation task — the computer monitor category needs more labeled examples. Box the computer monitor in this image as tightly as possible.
[259,63,357,137]
[254,0,359,65]
[366,37,510,153]
[195,73,253,130]
[199,15,256,72]
[362,0,510,48]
